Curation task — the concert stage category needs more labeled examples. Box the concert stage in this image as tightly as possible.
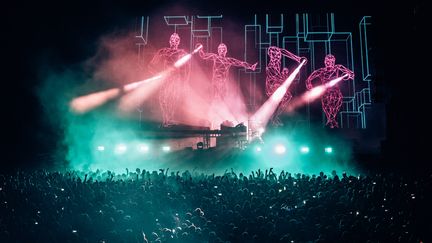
[138,123,248,150]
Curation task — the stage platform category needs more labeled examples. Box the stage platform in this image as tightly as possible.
[138,123,248,150]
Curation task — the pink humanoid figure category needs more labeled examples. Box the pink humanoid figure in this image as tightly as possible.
[149,33,190,127]
[196,43,257,101]
[305,54,354,128]
[266,46,307,126]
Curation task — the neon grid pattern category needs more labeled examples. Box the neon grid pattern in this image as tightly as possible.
[244,13,373,128]
[135,16,150,68]
[134,13,373,129]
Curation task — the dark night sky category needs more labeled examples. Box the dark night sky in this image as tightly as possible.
[2,0,428,173]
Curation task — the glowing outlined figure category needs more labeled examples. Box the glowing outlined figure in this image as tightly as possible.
[305,54,354,128]
[197,43,257,101]
[149,33,190,127]
[265,46,306,126]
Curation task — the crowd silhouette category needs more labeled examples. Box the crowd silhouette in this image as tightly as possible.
[0,168,430,242]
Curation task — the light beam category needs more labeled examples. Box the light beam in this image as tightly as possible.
[70,46,202,114]
[174,44,202,68]
[251,59,306,127]
[287,74,348,113]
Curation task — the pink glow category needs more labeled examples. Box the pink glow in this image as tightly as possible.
[304,54,354,128]
[70,72,165,114]
[184,75,249,129]
[71,32,193,116]
[197,43,257,102]
[265,46,307,125]
[174,44,203,68]
[167,50,250,130]
[70,88,121,114]
[123,73,165,92]
[192,44,203,54]
[90,33,146,87]
[148,33,190,127]
[69,27,256,131]
[271,59,307,101]
[271,86,288,101]
[304,86,327,101]
[287,74,348,113]
[117,73,167,113]
[327,74,347,87]
[119,40,247,128]
[120,37,202,115]
[70,31,153,114]
[71,34,199,118]
[174,54,192,68]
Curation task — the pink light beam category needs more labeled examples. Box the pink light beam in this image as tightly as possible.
[265,46,307,126]
[118,39,201,119]
[70,88,122,114]
[304,54,354,128]
[70,42,202,115]
[123,73,165,92]
[287,74,348,113]
[140,32,190,127]
[70,73,166,114]
[251,59,306,127]
[174,44,202,68]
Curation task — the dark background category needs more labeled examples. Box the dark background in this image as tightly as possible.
[2,0,428,174]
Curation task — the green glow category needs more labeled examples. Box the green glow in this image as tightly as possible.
[38,70,360,177]
[300,146,310,154]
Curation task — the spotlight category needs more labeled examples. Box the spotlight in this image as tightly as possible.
[324,147,333,153]
[274,144,286,154]
[97,145,105,151]
[138,144,149,153]
[255,146,262,152]
[162,146,171,152]
[300,146,310,154]
[115,144,127,154]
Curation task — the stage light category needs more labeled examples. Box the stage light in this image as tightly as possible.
[115,144,127,154]
[138,144,149,153]
[300,146,310,154]
[162,146,171,152]
[97,145,105,151]
[274,144,286,154]
[255,146,262,152]
[324,147,333,153]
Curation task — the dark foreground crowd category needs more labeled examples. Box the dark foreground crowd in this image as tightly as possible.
[0,168,431,242]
